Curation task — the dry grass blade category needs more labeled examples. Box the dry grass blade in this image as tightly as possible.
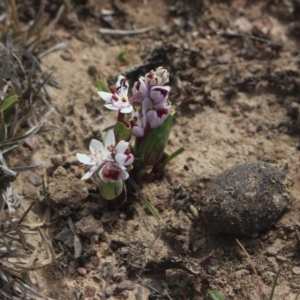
[23,1,45,46]
[44,5,65,34]
[38,42,68,59]
[0,107,56,145]
[37,228,56,261]
[67,217,82,258]
[37,228,50,259]
[26,248,38,269]
[15,278,54,300]
[17,201,35,225]
[11,161,47,173]
[99,26,153,35]
[236,239,263,300]
[8,216,26,248]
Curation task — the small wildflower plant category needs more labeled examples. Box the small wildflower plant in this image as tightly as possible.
[77,67,184,208]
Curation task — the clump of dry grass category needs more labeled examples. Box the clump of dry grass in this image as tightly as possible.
[0,1,63,298]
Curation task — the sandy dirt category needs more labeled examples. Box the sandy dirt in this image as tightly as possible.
[7,0,300,299]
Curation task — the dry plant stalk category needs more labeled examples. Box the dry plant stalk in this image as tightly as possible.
[236,239,263,300]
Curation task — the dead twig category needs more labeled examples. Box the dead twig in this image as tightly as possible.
[164,289,173,300]
[136,274,161,294]
[99,26,153,35]
[236,239,263,300]
[17,201,35,225]
[38,42,69,59]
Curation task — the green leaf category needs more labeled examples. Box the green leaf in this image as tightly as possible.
[0,95,18,112]
[139,195,160,220]
[117,49,129,62]
[136,165,153,179]
[98,180,124,200]
[160,147,185,171]
[96,79,110,92]
[135,109,175,166]
[209,291,224,300]
[114,121,131,142]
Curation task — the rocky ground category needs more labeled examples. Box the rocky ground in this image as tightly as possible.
[5,0,300,299]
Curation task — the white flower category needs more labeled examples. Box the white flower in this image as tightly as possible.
[129,109,147,137]
[144,67,170,87]
[114,140,134,166]
[76,132,115,180]
[99,161,129,183]
[77,131,134,181]
[98,75,133,113]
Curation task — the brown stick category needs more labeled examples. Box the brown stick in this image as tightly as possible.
[236,239,263,300]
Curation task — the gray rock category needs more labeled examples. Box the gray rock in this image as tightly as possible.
[266,239,283,256]
[22,183,38,199]
[200,161,290,235]
[75,215,103,242]
[28,173,43,186]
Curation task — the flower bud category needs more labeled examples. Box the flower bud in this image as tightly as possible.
[132,79,149,103]
[149,86,170,105]
[144,70,160,87]
[155,67,169,85]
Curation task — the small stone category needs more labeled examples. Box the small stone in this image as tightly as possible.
[54,227,74,248]
[84,285,96,298]
[28,173,43,186]
[234,17,253,32]
[292,266,300,275]
[50,154,68,166]
[60,50,72,61]
[24,136,38,150]
[189,204,199,218]
[82,54,89,61]
[231,108,240,117]
[91,256,100,267]
[87,65,98,76]
[266,239,283,256]
[115,280,135,292]
[247,123,257,134]
[75,215,104,242]
[77,267,87,276]
[233,269,250,278]
[217,53,231,64]
[22,183,38,199]
[201,161,290,235]
[84,264,93,273]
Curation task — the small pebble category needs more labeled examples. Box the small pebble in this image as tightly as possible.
[115,280,135,292]
[292,266,300,275]
[82,54,89,61]
[189,204,199,218]
[77,267,87,276]
[60,50,72,61]
[234,17,253,32]
[24,136,38,150]
[217,53,231,64]
[28,173,43,186]
[91,256,100,267]
[84,264,93,273]
[247,123,257,134]
[84,285,96,298]
[22,183,38,199]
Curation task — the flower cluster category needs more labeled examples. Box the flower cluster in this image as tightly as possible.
[98,67,171,137]
[76,131,134,182]
[77,66,181,203]
[130,67,171,136]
